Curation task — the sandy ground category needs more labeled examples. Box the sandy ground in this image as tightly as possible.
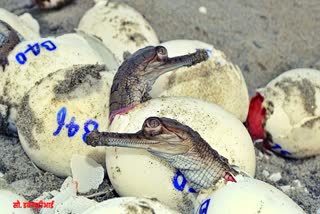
[0,0,319,213]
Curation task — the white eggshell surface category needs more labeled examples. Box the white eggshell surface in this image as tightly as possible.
[54,196,97,214]
[71,155,104,193]
[195,177,306,214]
[258,68,320,157]
[151,40,249,122]
[107,97,255,213]
[83,197,179,214]
[16,65,113,177]
[78,0,159,63]
[0,189,33,214]
[0,33,118,136]
[0,8,40,40]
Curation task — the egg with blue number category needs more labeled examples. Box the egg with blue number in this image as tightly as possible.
[0,8,40,40]
[246,68,320,158]
[82,197,179,214]
[150,40,249,122]
[107,97,256,213]
[195,177,305,214]
[0,32,118,135]
[16,64,113,177]
[78,0,159,63]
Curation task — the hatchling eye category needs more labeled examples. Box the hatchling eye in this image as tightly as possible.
[146,118,161,128]
[156,46,167,56]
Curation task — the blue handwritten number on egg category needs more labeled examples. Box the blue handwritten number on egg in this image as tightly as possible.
[173,171,196,193]
[15,52,27,65]
[65,117,80,137]
[24,43,41,56]
[53,107,67,136]
[173,171,187,191]
[41,40,57,51]
[82,120,99,142]
[198,199,210,214]
[271,143,292,157]
[15,40,56,65]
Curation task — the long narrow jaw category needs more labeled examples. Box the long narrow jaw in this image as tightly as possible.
[86,130,189,155]
[145,49,209,79]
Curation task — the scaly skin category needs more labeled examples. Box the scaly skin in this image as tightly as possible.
[109,46,208,122]
[86,117,238,192]
[0,20,22,71]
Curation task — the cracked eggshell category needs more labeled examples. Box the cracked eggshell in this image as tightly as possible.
[54,196,97,214]
[16,65,113,177]
[71,155,104,193]
[0,33,118,134]
[82,197,179,214]
[78,0,159,63]
[107,97,255,213]
[255,68,320,158]
[0,189,34,214]
[0,8,40,40]
[195,177,305,214]
[151,40,249,122]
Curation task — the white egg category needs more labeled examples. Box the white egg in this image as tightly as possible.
[247,68,320,158]
[151,40,249,122]
[0,8,40,40]
[195,177,305,214]
[0,32,118,134]
[78,0,159,63]
[0,189,34,214]
[107,97,255,213]
[16,65,113,177]
[82,197,179,214]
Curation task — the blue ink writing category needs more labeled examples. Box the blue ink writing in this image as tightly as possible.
[82,120,99,142]
[41,40,57,51]
[53,107,66,136]
[65,117,80,137]
[271,143,292,156]
[16,40,57,65]
[173,171,187,191]
[15,52,27,65]
[172,171,196,193]
[53,107,99,143]
[24,43,40,56]
[198,199,210,214]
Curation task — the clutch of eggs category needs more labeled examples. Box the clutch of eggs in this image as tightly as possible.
[0,8,40,40]
[150,40,249,122]
[82,197,179,214]
[78,0,159,63]
[107,96,255,213]
[247,68,320,158]
[196,177,305,214]
[16,64,113,177]
[0,32,118,135]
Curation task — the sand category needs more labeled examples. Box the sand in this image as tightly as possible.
[0,0,319,213]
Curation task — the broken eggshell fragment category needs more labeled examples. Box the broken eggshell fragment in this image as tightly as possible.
[0,32,118,135]
[70,155,104,194]
[150,40,249,122]
[247,68,320,158]
[16,65,113,177]
[82,197,179,214]
[78,0,159,63]
[0,8,40,40]
[107,97,255,213]
[196,177,306,214]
